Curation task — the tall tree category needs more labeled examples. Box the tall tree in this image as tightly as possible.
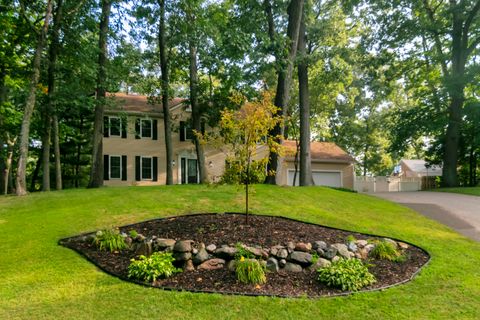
[88,0,112,188]
[16,0,54,196]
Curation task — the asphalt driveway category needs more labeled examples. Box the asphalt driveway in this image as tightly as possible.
[373,191,480,242]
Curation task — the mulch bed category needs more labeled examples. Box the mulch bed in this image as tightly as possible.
[60,213,430,298]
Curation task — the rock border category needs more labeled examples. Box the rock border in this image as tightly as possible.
[59,212,431,299]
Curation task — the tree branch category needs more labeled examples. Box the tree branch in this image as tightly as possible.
[467,34,480,56]
[422,0,449,76]
[463,0,480,36]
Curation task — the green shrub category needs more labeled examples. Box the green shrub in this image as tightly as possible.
[92,228,128,252]
[128,252,181,282]
[370,241,401,261]
[234,243,256,260]
[128,229,138,238]
[317,258,376,291]
[346,235,357,243]
[236,257,266,285]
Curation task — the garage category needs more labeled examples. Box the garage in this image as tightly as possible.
[287,170,342,187]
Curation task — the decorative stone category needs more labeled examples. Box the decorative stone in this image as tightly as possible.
[270,245,284,257]
[358,248,368,259]
[173,252,192,261]
[313,241,328,251]
[136,234,146,242]
[279,259,287,267]
[135,240,152,256]
[174,240,193,253]
[277,248,289,259]
[316,248,325,256]
[192,248,199,255]
[206,244,217,253]
[287,241,296,253]
[356,240,368,248]
[215,246,237,259]
[364,244,375,253]
[125,237,133,247]
[227,260,237,272]
[283,262,303,273]
[192,248,209,265]
[322,247,338,260]
[307,258,331,272]
[245,246,266,258]
[289,251,313,266]
[266,257,279,272]
[184,260,195,271]
[332,256,341,263]
[197,258,225,270]
[383,238,398,249]
[155,238,176,250]
[347,242,358,252]
[398,242,409,250]
[331,243,352,259]
[295,242,312,252]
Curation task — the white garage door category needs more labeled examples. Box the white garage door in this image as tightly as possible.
[287,170,342,187]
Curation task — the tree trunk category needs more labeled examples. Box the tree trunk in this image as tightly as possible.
[88,0,112,188]
[297,12,312,186]
[159,0,173,185]
[30,155,42,192]
[75,117,84,188]
[42,0,64,192]
[52,114,62,189]
[265,0,304,184]
[0,68,6,194]
[4,138,16,195]
[16,0,53,196]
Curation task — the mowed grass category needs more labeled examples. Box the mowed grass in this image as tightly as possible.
[435,187,480,197]
[0,185,479,320]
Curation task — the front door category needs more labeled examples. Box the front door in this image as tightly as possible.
[181,157,198,184]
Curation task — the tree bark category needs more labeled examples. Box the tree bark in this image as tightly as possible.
[159,0,173,185]
[297,12,312,186]
[0,68,6,194]
[4,137,16,195]
[88,0,112,188]
[52,114,62,189]
[16,0,53,196]
[265,0,304,184]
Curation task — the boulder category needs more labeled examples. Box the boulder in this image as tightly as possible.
[155,238,176,251]
[173,240,193,253]
[197,258,226,271]
[270,245,284,257]
[332,256,341,263]
[266,257,279,272]
[316,248,325,256]
[307,258,331,272]
[331,243,352,259]
[295,242,312,252]
[206,244,217,253]
[398,242,409,250]
[277,248,289,259]
[356,239,368,248]
[347,242,358,252]
[313,241,328,251]
[364,244,375,253]
[173,252,192,261]
[227,260,237,272]
[279,259,287,267]
[135,240,152,256]
[383,238,398,249]
[215,246,237,259]
[245,246,268,258]
[184,260,195,272]
[192,248,209,265]
[289,251,313,266]
[287,241,296,253]
[283,262,303,273]
[322,247,338,260]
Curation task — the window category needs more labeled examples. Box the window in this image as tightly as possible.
[141,119,152,138]
[109,117,121,136]
[180,121,194,141]
[110,156,121,179]
[141,157,152,180]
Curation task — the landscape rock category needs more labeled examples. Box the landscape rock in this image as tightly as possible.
[245,246,267,258]
[270,245,284,257]
[197,258,225,270]
[307,258,331,272]
[279,259,287,267]
[383,238,398,249]
[174,240,193,253]
[215,246,237,259]
[173,252,192,261]
[295,242,312,252]
[289,251,313,266]
[192,248,209,265]
[135,240,152,256]
[155,238,176,250]
[356,240,368,248]
[277,248,289,259]
[124,237,133,247]
[136,234,146,242]
[192,248,198,255]
[331,243,352,259]
[322,247,338,260]
[206,244,217,253]
[347,242,358,252]
[283,262,303,273]
[398,242,409,250]
[313,241,328,251]
[332,256,341,263]
[184,260,195,271]
[227,260,237,272]
[315,248,325,256]
[287,241,296,253]
[364,244,375,253]
[266,257,279,272]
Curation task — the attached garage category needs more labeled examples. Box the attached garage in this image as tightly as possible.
[287,170,342,187]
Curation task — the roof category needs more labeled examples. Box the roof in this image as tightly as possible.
[282,140,354,163]
[106,92,185,114]
[400,159,443,176]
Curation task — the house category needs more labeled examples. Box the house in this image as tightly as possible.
[102,93,355,188]
[395,159,443,178]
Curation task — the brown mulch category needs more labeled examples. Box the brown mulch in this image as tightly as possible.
[60,213,430,298]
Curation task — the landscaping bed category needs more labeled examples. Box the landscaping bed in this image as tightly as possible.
[60,213,430,298]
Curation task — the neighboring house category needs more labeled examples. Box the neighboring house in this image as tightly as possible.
[395,159,443,178]
[103,93,355,188]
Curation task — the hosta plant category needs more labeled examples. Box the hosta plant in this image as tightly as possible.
[92,228,128,252]
[128,252,181,282]
[317,258,376,291]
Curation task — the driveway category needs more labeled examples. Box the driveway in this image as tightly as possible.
[373,191,480,242]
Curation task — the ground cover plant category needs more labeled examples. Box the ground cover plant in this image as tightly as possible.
[1,185,480,319]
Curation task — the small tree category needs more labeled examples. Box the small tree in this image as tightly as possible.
[200,93,283,223]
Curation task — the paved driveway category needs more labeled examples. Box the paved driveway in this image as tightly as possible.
[373,191,480,242]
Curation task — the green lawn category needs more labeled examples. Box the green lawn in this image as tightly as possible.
[435,187,480,197]
[1,185,479,319]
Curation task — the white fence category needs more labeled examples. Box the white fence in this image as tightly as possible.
[354,176,422,193]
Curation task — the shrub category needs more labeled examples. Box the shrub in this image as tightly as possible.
[236,257,266,285]
[92,228,128,252]
[370,241,401,261]
[128,252,181,282]
[317,258,376,291]
[128,229,138,238]
[234,243,256,260]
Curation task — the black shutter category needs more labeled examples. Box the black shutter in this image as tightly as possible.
[153,157,158,181]
[103,117,109,137]
[179,121,185,141]
[121,118,127,138]
[121,155,127,181]
[135,119,140,139]
[152,119,158,140]
[103,154,109,180]
[135,156,141,181]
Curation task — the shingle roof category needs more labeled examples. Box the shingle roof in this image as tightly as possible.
[106,92,185,114]
[282,140,354,163]
[401,159,443,176]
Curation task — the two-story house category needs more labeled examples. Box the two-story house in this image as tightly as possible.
[102,92,355,188]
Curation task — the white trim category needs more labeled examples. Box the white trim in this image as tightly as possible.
[177,151,199,184]
[287,169,343,187]
[140,118,153,138]
[140,156,153,180]
[108,116,122,137]
[109,155,122,180]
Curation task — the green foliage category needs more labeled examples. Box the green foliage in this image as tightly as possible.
[369,241,401,261]
[235,257,266,285]
[317,258,376,292]
[92,228,128,252]
[128,229,138,238]
[234,243,256,260]
[346,235,357,243]
[311,252,320,265]
[128,252,181,282]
